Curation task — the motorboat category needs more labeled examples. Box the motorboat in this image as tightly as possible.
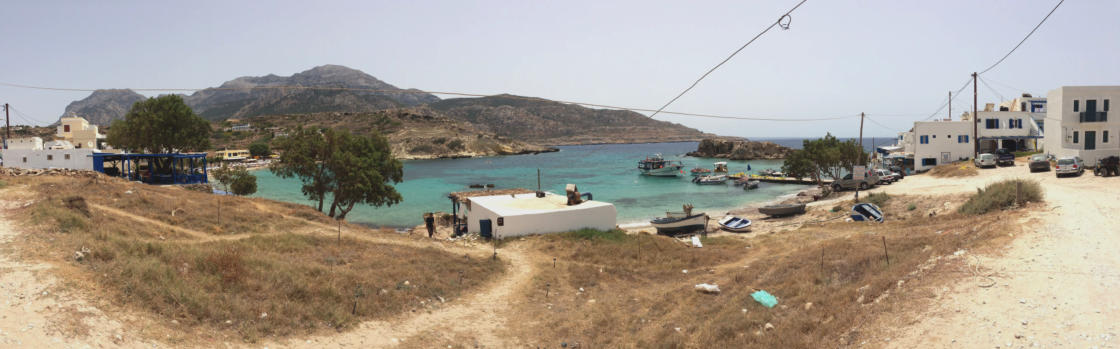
[689,167,712,177]
[713,161,729,174]
[742,180,760,190]
[850,203,884,223]
[717,216,752,232]
[637,154,684,177]
[758,203,806,217]
[758,169,784,177]
[651,204,708,235]
[692,174,728,185]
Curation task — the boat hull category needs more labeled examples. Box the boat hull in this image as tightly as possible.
[717,216,752,232]
[850,203,884,222]
[759,203,806,217]
[651,214,709,235]
[641,165,683,177]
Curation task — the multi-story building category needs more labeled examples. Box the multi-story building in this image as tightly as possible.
[56,116,105,149]
[975,110,1042,153]
[1043,86,1120,165]
[911,119,974,171]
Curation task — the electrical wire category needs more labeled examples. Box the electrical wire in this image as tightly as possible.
[863,115,902,134]
[7,105,51,125]
[978,76,1006,102]
[978,0,1065,75]
[981,76,1027,96]
[922,78,972,121]
[646,0,809,119]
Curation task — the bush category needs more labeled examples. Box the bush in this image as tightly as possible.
[907,203,917,211]
[561,228,628,242]
[446,139,465,151]
[858,192,890,208]
[958,179,1043,215]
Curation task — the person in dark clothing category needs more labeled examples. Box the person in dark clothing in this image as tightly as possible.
[424,212,436,238]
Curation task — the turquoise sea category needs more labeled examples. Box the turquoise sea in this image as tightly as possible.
[251,139,894,228]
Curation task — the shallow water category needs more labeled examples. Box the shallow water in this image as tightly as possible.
[251,140,891,228]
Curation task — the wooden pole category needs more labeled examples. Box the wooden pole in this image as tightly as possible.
[881,236,890,267]
[855,112,865,201]
[973,72,979,158]
[948,90,952,120]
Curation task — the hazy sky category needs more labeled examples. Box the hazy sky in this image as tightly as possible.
[1,0,1117,138]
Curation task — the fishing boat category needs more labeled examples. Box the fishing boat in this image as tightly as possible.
[692,174,728,185]
[758,203,806,217]
[689,167,712,177]
[713,161,729,174]
[637,154,684,177]
[717,216,752,232]
[850,203,884,223]
[651,204,709,235]
[758,169,784,177]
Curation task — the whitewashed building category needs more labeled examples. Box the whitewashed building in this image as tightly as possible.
[911,119,974,171]
[1043,86,1120,165]
[454,191,617,239]
[975,110,1043,153]
[6,137,44,150]
[1,148,96,170]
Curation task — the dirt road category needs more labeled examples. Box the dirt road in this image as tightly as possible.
[865,163,1120,348]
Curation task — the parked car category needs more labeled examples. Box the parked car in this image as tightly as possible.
[1028,154,1050,172]
[994,148,1016,166]
[1055,156,1084,177]
[873,169,898,184]
[1094,156,1120,177]
[831,170,880,191]
[974,153,997,168]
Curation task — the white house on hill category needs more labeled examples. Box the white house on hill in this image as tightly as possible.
[1043,86,1120,165]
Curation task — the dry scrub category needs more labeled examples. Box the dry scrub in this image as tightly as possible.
[958,178,1043,215]
[928,162,979,178]
[5,174,505,341]
[509,199,1024,348]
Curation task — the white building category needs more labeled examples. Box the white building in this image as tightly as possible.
[6,137,44,150]
[1043,86,1120,165]
[56,116,105,149]
[455,191,617,239]
[46,140,75,150]
[911,119,974,171]
[975,110,1043,153]
[1,148,96,170]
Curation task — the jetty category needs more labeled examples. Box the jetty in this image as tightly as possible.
[747,174,832,185]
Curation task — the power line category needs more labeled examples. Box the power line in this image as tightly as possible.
[922,78,972,121]
[978,76,1006,102]
[7,105,49,125]
[862,115,902,134]
[978,0,1065,75]
[646,0,809,119]
[982,76,1027,96]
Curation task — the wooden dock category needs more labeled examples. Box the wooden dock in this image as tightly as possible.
[747,174,832,185]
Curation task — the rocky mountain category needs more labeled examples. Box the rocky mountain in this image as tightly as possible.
[428,94,708,145]
[686,138,793,160]
[213,109,557,160]
[182,65,440,120]
[59,89,146,125]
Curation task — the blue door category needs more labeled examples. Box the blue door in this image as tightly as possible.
[479,219,492,239]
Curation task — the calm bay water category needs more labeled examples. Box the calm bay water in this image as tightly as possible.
[251,138,895,228]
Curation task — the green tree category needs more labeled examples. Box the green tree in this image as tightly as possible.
[271,128,403,220]
[249,142,271,158]
[781,133,868,185]
[212,164,257,196]
[107,95,211,153]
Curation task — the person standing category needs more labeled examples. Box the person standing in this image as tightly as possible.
[423,212,436,238]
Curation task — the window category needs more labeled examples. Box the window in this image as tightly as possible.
[64,125,70,132]
[985,119,1000,129]
[957,135,970,143]
[1105,131,1110,143]
[22,157,27,163]
[47,155,53,161]
[1106,99,1111,112]
[922,158,937,166]
[1021,102,1027,111]
[1074,100,1080,112]
[64,154,71,160]
[920,135,929,144]
[1074,131,1079,144]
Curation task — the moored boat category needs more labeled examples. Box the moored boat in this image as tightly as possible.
[637,154,684,177]
[692,174,728,185]
[713,161,729,174]
[728,172,746,180]
[850,203,884,222]
[743,180,760,190]
[717,216,752,232]
[689,167,712,177]
[758,203,806,217]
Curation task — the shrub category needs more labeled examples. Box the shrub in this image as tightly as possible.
[958,179,1043,215]
[561,228,627,242]
[858,192,890,208]
[907,203,917,211]
[431,137,447,145]
[446,139,465,151]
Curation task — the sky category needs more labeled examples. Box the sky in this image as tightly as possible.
[1,0,1117,138]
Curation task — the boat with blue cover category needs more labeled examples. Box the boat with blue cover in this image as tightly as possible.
[717,216,752,232]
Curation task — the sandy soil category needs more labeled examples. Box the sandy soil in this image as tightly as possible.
[860,162,1120,348]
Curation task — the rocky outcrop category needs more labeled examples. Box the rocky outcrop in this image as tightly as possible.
[60,89,146,126]
[686,138,793,160]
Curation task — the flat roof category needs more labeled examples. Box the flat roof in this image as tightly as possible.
[469,192,614,216]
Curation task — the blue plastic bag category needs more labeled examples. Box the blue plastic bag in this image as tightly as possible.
[751,290,778,308]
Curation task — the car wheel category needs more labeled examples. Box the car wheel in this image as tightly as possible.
[859,182,868,190]
[831,184,842,192]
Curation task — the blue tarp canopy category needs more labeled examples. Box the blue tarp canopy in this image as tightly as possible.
[91,153,208,185]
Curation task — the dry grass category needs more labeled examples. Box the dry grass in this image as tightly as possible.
[508,198,1023,348]
[928,162,979,178]
[5,174,505,341]
[958,179,1043,215]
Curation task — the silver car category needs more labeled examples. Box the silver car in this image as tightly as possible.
[1055,156,1084,177]
[974,153,997,168]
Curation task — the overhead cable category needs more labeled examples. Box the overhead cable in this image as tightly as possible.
[977,0,1065,75]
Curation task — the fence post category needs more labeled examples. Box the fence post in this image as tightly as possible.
[881,236,890,267]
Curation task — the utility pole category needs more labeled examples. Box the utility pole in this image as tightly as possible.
[4,103,9,150]
[948,91,952,120]
[855,112,865,201]
[972,72,979,158]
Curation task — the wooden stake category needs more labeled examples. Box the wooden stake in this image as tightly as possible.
[881,236,890,267]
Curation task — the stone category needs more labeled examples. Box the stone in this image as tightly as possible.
[804,302,813,311]
[764,323,775,331]
[260,312,268,319]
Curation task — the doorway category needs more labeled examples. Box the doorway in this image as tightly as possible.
[1085,131,1096,150]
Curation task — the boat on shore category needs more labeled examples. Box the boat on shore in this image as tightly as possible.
[692,174,728,185]
[758,203,806,217]
[717,216,752,232]
[651,204,709,235]
[851,203,884,222]
[637,154,684,177]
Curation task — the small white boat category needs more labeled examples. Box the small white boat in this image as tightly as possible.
[713,161,729,174]
[851,203,884,223]
[692,174,728,185]
[717,216,752,232]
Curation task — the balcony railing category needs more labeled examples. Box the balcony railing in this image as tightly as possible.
[1080,111,1108,123]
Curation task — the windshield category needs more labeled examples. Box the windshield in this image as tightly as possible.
[1031,155,1045,161]
[1057,159,1074,165]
